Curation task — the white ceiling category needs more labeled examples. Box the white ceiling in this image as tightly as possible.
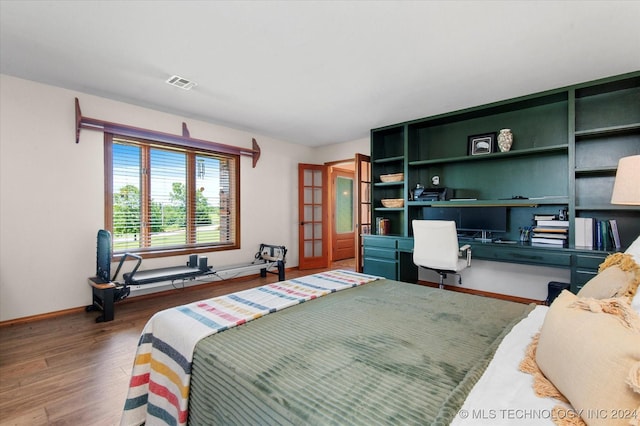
[1,1,639,147]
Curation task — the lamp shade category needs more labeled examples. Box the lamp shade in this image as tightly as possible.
[611,155,640,205]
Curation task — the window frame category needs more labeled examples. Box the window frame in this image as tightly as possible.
[104,133,241,260]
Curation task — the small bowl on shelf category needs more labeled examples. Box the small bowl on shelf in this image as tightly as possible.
[380,173,404,183]
[381,198,404,208]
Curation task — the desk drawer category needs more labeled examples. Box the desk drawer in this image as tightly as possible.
[363,236,397,249]
[575,270,597,286]
[363,258,397,279]
[473,245,571,267]
[364,247,397,260]
[575,254,607,270]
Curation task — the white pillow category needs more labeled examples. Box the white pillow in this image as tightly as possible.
[626,234,640,265]
[633,290,640,314]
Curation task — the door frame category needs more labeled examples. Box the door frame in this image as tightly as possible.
[298,155,369,270]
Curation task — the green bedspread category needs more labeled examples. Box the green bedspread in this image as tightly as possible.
[189,279,534,425]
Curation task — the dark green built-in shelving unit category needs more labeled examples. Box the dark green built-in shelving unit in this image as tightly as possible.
[366,72,639,289]
[370,71,640,249]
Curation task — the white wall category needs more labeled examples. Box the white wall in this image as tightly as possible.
[1,74,344,321]
[313,137,369,164]
[418,261,570,301]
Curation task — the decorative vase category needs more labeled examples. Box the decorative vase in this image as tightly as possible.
[497,129,513,152]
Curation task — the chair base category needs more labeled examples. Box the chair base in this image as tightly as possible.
[436,270,463,289]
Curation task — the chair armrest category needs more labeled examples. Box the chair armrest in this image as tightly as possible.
[459,244,472,266]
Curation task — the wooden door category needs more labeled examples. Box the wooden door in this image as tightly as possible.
[354,154,371,272]
[331,168,355,261]
[298,164,329,270]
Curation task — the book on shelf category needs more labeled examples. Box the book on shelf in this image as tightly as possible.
[532,227,568,233]
[610,219,621,249]
[531,214,569,246]
[531,237,566,246]
[533,215,556,221]
[599,219,615,251]
[532,233,567,239]
[597,220,612,250]
[575,217,594,249]
[578,218,618,251]
[535,219,569,227]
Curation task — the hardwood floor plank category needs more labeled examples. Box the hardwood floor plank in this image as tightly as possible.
[0,407,48,426]
[0,262,353,425]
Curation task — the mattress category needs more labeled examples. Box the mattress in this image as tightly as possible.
[188,279,534,425]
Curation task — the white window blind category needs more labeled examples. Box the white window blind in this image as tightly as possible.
[109,137,239,255]
[112,142,142,250]
[149,147,187,248]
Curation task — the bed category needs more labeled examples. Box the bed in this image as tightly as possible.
[122,246,640,426]
[188,277,532,425]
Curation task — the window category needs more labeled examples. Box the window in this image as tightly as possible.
[105,134,239,257]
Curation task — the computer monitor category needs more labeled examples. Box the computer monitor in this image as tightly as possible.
[422,206,507,241]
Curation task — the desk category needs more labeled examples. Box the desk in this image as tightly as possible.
[362,235,610,293]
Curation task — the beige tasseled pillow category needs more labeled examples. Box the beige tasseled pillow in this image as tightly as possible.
[577,265,635,300]
[535,290,640,426]
[577,253,640,303]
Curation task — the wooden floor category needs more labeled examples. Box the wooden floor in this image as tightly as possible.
[0,260,354,426]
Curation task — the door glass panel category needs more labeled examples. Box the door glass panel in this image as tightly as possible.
[362,161,370,181]
[304,240,313,257]
[313,170,322,186]
[336,176,353,233]
[304,223,313,239]
[304,205,313,221]
[361,204,370,221]
[361,182,370,202]
[304,170,313,186]
[304,187,313,204]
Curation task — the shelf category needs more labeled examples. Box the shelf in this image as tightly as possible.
[408,144,568,166]
[575,123,640,138]
[574,166,617,175]
[373,156,404,164]
[374,207,405,212]
[374,181,404,187]
[404,91,568,129]
[576,204,640,211]
[408,197,569,207]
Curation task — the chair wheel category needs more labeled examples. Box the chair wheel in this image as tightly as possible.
[86,305,97,312]
[95,315,105,323]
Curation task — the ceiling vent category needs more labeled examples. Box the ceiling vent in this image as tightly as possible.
[166,75,197,90]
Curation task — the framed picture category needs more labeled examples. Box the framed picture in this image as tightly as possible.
[468,133,496,156]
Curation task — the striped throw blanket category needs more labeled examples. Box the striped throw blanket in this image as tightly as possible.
[120,270,380,426]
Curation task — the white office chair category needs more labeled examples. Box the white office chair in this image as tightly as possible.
[412,220,472,289]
